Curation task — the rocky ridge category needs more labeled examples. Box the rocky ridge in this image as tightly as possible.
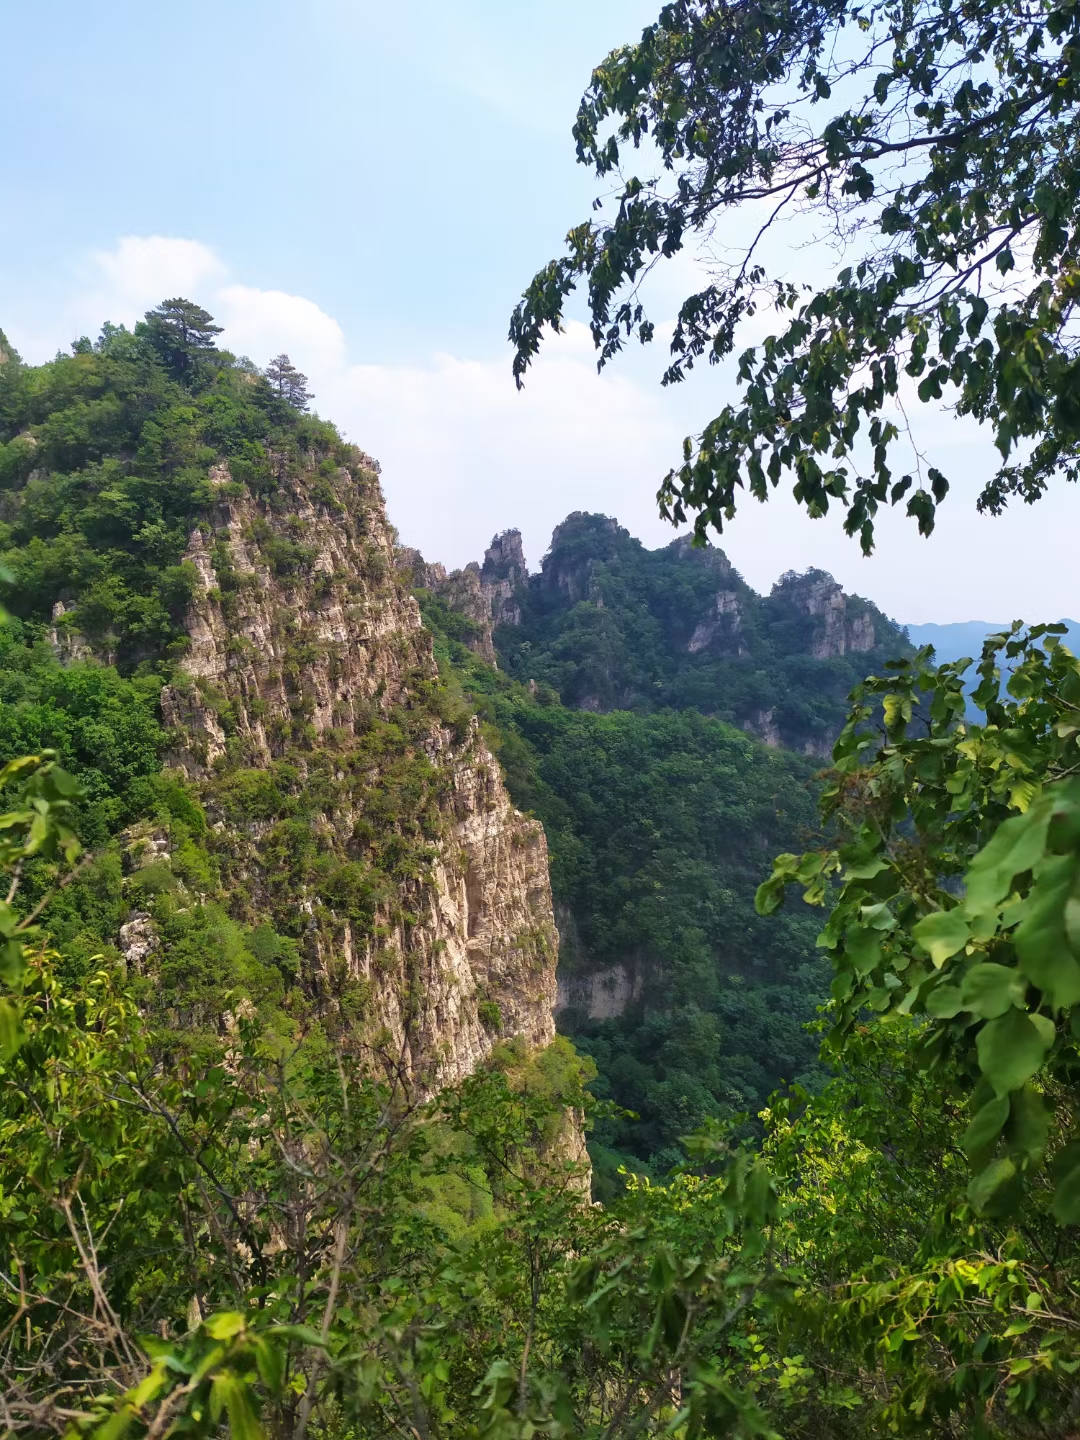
[410,512,907,755]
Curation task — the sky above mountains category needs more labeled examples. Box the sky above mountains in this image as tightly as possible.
[2,0,1077,624]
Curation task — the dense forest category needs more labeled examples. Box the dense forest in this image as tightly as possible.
[415,590,829,1189]
[6,0,1080,1431]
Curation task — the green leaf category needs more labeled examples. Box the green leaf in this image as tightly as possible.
[925,984,963,1018]
[660,1290,688,1350]
[212,1371,263,1440]
[1007,1085,1050,1163]
[844,925,882,977]
[251,1336,284,1397]
[1052,1141,1080,1225]
[89,1408,137,1440]
[268,1324,326,1348]
[967,1156,1017,1214]
[0,997,24,1060]
[913,908,970,967]
[976,1007,1056,1095]
[1014,854,1080,1009]
[966,805,1052,916]
[754,875,786,916]
[204,1311,247,1340]
[962,1093,1010,1159]
[0,938,26,989]
[960,963,1026,1019]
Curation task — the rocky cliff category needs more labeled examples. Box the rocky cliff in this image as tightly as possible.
[137,454,559,1087]
[416,512,909,754]
[0,324,572,1143]
[399,529,528,669]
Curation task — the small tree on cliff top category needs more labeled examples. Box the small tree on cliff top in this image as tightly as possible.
[141,297,222,383]
[511,0,1080,551]
[265,352,313,411]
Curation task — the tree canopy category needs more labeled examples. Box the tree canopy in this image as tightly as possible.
[511,0,1080,551]
[265,353,313,411]
[141,298,223,381]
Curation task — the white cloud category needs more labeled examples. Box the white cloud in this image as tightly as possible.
[7,233,1080,624]
[320,324,690,571]
[89,236,227,316]
[215,284,347,373]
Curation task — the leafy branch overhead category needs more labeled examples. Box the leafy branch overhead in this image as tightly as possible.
[511,0,1080,550]
[757,625,1080,1224]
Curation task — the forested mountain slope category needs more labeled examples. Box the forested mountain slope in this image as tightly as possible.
[418,512,910,756]
[408,517,911,1184]
[0,311,559,1083]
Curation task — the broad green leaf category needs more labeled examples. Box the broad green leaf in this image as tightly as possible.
[128,1362,171,1410]
[204,1311,248,1340]
[844,925,882,977]
[843,854,888,880]
[925,984,962,1018]
[1052,1142,1080,1225]
[0,938,26,989]
[967,1156,1017,1214]
[966,804,1052,916]
[268,1324,326,1348]
[960,963,1026,1019]
[210,1371,263,1440]
[1014,854,1080,1008]
[754,875,786,916]
[976,1007,1056,1095]
[913,908,970,967]
[0,997,24,1060]
[89,1408,136,1440]
[962,1093,1010,1158]
[1007,1085,1050,1163]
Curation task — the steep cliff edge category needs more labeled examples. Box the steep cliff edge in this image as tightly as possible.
[0,326,559,1091]
[159,454,558,1085]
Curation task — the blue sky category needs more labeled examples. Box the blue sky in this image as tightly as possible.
[2,0,1077,623]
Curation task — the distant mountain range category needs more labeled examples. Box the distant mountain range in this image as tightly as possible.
[905,620,1080,664]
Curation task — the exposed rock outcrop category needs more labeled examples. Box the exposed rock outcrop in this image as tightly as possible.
[742,706,782,749]
[770,569,877,659]
[688,589,746,656]
[49,600,96,664]
[480,530,527,628]
[162,452,559,1089]
[398,529,530,666]
[556,961,643,1020]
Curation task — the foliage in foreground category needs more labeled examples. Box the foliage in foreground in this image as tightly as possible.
[8,626,1080,1435]
[512,0,1080,549]
[0,758,790,1439]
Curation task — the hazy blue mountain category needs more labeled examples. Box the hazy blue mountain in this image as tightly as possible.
[905,620,1080,664]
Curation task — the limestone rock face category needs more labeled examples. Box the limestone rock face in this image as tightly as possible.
[119,912,159,974]
[164,451,558,1090]
[49,600,96,664]
[556,961,643,1020]
[688,589,746,656]
[742,706,782,749]
[480,530,528,629]
[771,570,877,659]
[397,529,530,666]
